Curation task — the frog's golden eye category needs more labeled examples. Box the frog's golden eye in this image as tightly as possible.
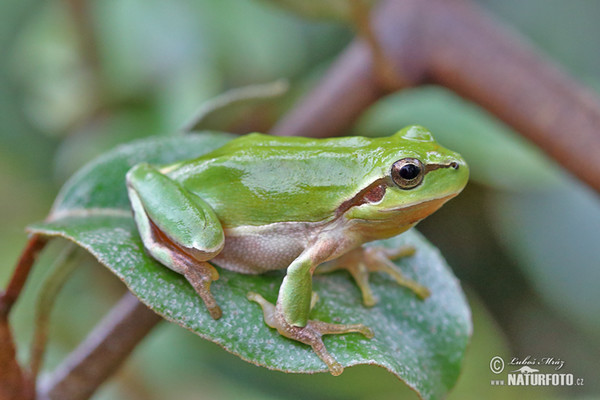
[391,158,424,189]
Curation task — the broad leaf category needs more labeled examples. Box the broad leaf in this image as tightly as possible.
[28,132,471,400]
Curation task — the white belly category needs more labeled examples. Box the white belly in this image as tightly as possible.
[211,220,327,274]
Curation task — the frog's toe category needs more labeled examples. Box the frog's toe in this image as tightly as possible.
[321,245,429,305]
[364,246,430,300]
[318,248,379,306]
[288,318,373,376]
[183,262,222,319]
[247,292,373,376]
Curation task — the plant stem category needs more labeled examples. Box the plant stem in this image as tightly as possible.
[0,235,48,400]
[1,318,34,400]
[29,243,79,386]
[349,0,403,91]
[0,235,48,317]
[38,293,162,400]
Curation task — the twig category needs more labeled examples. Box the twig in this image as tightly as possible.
[273,0,600,192]
[0,235,48,400]
[29,243,79,385]
[348,0,404,91]
[423,0,600,192]
[38,293,162,400]
[0,235,48,317]
[271,40,386,138]
[1,318,33,400]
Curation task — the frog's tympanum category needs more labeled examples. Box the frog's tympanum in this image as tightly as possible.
[126,126,469,375]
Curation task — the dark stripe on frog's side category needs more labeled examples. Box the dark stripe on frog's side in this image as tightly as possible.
[335,160,461,218]
[335,178,389,217]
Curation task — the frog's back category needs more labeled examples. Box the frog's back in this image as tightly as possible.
[201,132,381,157]
[165,133,417,227]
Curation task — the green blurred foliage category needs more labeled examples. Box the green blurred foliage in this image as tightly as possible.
[1,0,599,399]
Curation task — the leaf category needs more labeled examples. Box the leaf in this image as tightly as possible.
[181,80,289,133]
[28,132,471,400]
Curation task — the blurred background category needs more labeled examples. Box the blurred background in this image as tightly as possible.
[1,0,599,399]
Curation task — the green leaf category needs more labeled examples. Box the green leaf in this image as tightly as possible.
[181,80,289,133]
[28,132,471,400]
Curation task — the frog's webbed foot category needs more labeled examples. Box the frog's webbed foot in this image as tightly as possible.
[142,217,223,320]
[180,258,222,320]
[247,292,373,376]
[318,245,430,306]
[138,223,223,320]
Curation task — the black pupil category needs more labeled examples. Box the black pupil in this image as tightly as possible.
[399,163,420,180]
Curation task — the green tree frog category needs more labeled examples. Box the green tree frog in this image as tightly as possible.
[125,125,468,375]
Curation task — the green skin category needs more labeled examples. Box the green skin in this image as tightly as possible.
[126,125,469,375]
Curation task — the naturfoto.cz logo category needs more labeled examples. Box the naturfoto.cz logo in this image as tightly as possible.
[489,356,584,387]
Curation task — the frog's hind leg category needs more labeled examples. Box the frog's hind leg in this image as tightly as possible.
[166,243,222,320]
[318,245,429,307]
[127,163,224,319]
[247,292,373,376]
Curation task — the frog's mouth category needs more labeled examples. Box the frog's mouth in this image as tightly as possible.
[339,192,459,240]
[335,179,463,226]
[340,194,459,239]
[384,192,458,221]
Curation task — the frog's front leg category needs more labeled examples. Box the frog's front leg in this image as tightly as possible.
[248,247,373,376]
[126,163,224,319]
[318,245,430,306]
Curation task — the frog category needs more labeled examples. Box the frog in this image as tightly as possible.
[125,125,469,375]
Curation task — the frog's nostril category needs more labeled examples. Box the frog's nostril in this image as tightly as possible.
[450,162,459,170]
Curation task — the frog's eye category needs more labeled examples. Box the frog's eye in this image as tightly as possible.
[391,158,424,189]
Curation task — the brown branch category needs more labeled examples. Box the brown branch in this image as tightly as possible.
[38,293,162,400]
[0,235,48,400]
[1,318,34,400]
[273,0,600,192]
[271,41,386,138]
[0,235,48,317]
[271,0,427,138]
[29,244,79,388]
